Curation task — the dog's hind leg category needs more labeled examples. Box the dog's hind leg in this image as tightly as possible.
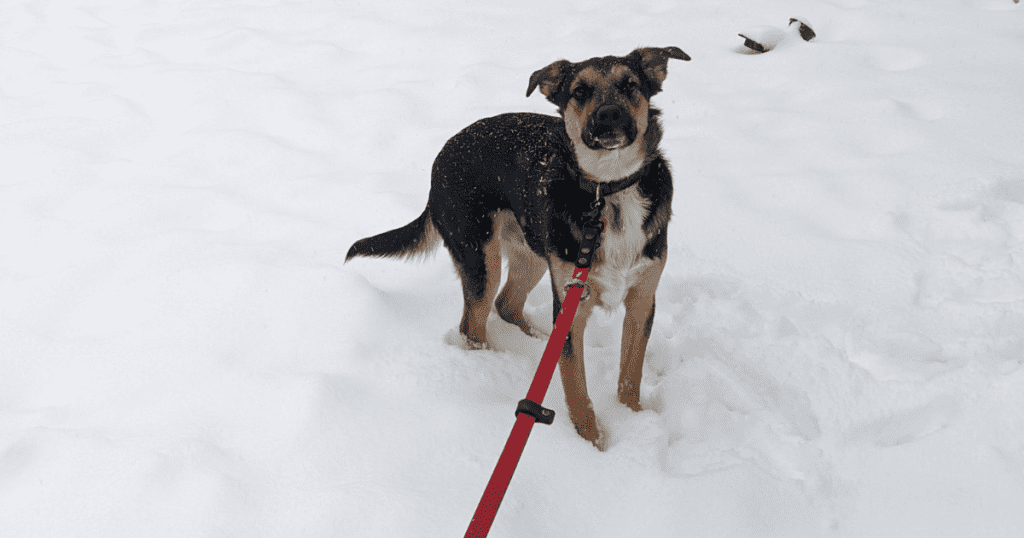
[456,232,502,347]
[495,249,547,337]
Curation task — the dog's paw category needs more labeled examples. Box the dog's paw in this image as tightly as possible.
[444,329,489,350]
[573,423,604,450]
[497,311,548,340]
[618,388,643,412]
[569,410,605,450]
[525,322,551,340]
[581,425,607,451]
[519,322,551,340]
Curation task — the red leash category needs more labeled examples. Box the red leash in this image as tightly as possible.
[464,211,605,538]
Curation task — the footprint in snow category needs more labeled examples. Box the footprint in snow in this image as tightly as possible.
[865,45,927,72]
[847,395,961,447]
[887,97,944,121]
[991,178,1024,205]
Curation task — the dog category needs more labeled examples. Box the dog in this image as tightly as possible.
[346,46,690,448]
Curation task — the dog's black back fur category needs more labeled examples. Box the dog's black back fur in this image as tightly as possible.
[346,112,672,267]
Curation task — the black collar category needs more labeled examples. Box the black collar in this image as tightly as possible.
[577,168,644,197]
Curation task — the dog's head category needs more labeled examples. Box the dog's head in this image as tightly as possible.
[526,47,690,182]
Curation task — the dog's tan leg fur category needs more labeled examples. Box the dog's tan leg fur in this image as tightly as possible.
[495,252,547,336]
[617,256,665,411]
[549,258,601,446]
[459,235,502,345]
[561,301,599,445]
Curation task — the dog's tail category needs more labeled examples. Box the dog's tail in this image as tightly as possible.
[345,208,440,262]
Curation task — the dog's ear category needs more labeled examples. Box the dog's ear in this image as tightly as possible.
[630,46,691,92]
[526,59,573,101]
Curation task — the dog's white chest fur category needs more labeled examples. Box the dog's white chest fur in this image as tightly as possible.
[591,186,651,308]
[576,143,646,182]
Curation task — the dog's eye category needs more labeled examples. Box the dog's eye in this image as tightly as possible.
[571,85,592,101]
[620,79,639,93]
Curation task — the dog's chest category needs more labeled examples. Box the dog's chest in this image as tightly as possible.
[591,187,652,308]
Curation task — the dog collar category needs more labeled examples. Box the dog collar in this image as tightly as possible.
[577,171,643,197]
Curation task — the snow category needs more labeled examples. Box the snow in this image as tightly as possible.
[2,0,1023,536]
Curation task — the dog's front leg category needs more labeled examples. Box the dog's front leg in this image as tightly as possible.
[618,256,666,411]
[560,305,600,445]
[549,260,601,447]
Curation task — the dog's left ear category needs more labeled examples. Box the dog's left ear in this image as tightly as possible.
[630,46,691,91]
[526,59,573,101]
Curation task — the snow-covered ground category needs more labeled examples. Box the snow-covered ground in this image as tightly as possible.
[2,0,1023,536]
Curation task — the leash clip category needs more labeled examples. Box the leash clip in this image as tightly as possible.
[564,277,591,301]
[585,184,605,221]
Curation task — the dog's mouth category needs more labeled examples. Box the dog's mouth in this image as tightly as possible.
[584,126,634,151]
[594,131,628,150]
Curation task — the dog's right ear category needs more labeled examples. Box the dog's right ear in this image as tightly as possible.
[632,46,691,85]
[526,59,573,101]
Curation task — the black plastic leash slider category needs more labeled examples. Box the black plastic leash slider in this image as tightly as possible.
[516,398,555,425]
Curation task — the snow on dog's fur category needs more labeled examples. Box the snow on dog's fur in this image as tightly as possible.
[347,46,689,448]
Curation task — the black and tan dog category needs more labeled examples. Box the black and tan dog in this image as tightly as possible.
[347,46,690,447]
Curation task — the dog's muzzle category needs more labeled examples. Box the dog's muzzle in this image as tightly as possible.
[584,104,636,150]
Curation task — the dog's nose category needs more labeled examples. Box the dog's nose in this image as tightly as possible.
[594,105,627,127]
